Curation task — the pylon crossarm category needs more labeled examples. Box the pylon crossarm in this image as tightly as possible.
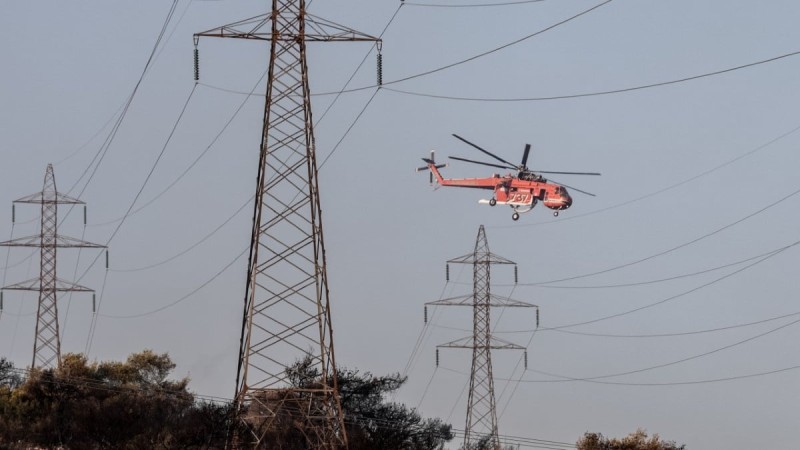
[194,13,380,43]
[486,293,537,308]
[437,336,474,349]
[0,234,105,248]
[486,335,526,350]
[425,293,536,307]
[305,13,381,42]
[13,190,84,205]
[55,234,106,248]
[447,251,515,265]
[0,235,40,247]
[426,294,473,306]
[437,335,526,350]
[2,277,93,292]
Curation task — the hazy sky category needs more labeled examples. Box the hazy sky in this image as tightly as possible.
[2,1,800,448]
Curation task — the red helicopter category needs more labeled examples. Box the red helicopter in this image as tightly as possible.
[418,134,600,220]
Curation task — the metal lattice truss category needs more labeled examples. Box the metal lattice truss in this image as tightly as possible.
[0,164,105,369]
[195,2,379,449]
[427,225,537,450]
[195,12,380,42]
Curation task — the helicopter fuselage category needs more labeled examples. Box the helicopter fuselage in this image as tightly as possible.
[424,162,572,213]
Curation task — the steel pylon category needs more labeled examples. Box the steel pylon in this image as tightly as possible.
[0,164,105,369]
[195,3,379,449]
[426,225,538,449]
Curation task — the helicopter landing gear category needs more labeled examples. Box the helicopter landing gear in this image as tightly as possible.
[553,211,559,217]
[512,212,520,221]
[489,198,497,206]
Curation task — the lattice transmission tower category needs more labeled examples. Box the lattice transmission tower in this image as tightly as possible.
[0,164,105,369]
[426,225,538,449]
[194,3,379,449]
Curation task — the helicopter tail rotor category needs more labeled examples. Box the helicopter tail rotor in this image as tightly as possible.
[417,151,447,185]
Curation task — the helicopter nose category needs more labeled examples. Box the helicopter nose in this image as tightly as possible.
[564,195,572,209]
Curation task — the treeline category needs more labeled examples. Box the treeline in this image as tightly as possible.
[0,351,229,448]
[0,352,685,450]
[577,429,686,450]
[0,351,453,449]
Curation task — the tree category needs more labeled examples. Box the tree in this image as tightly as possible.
[0,358,22,389]
[242,356,454,450]
[577,429,686,450]
[0,352,453,450]
[0,351,231,449]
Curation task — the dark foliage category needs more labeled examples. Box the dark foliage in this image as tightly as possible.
[243,356,454,450]
[577,429,686,450]
[0,351,230,449]
[0,353,452,450]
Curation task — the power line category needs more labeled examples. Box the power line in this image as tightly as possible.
[84,267,109,356]
[98,244,247,319]
[319,88,382,169]
[3,364,568,450]
[431,233,777,355]
[524,186,800,286]
[533,317,800,383]
[496,120,800,230]
[553,310,800,337]
[543,241,797,331]
[88,68,267,228]
[383,48,800,102]
[54,1,190,169]
[540,364,800,387]
[71,84,200,352]
[450,429,575,450]
[462,242,789,289]
[0,223,13,321]
[443,360,800,387]
[444,310,800,339]
[404,0,547,8]
[416,366,439,409]
[110,194,253,273]
[88,3,400,320]
[100,83,197,245]
[201,0,612,97]
[429,309,800,394]
[3,362,568,450]
[67,0,181,199]
[337,0,614,89]
[52,102,125,166]
[88,1,397,249]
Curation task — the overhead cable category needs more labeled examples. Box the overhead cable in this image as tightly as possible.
[481,242,790,289]
[437,309,800,339]
[499,121,800,230]
[110,195,253,272]
[404,0,546,7]
[99,244,248,319]
[201,0,613,97]
[383,49,800,102]
[543,241,797,330]
[527,186,800,286]
[89,68,267,227]
[67,0,181,198]
[536,318,800,382]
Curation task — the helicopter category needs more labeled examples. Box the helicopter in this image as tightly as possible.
[417,134,600,220]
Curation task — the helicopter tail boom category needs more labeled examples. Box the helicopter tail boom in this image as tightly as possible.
[417,152,447,185]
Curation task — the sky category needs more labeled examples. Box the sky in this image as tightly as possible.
[1,0,800,448]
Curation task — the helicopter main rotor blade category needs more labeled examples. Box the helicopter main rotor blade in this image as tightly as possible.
[548,178,596,197]
[449,156,516,171]
[535,170,601,176]
[452,134,518,168]
[521,143,531,168]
